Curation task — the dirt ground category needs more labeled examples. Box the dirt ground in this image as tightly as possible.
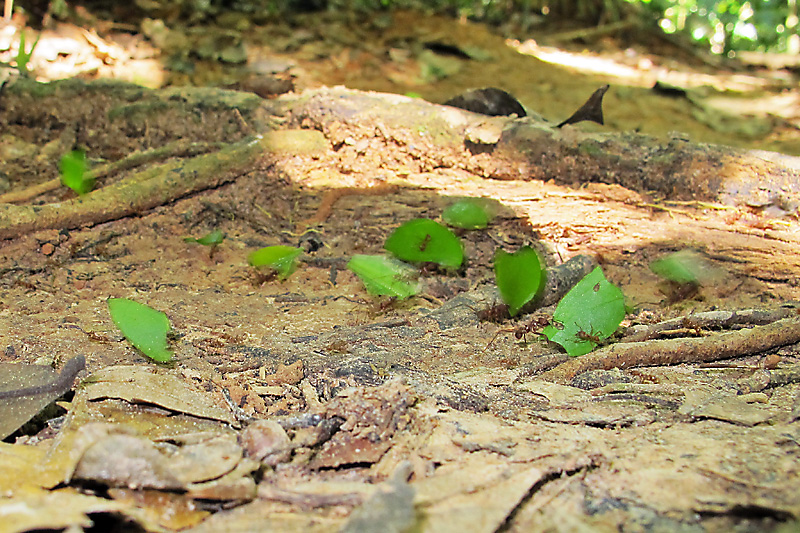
[1,8,800,533]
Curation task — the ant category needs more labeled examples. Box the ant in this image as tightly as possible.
[485,314,553,350]
[418,233,432,252]
[574,324,603,344]
[477,302,511,323]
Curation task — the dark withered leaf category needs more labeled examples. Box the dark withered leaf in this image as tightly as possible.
[424,41,473,59]
[652,81,687,98]
[556,85,609,128]
[0,355,85,439]
[444,88,527,117]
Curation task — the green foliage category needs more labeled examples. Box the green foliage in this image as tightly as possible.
[13,30,40,76]
[60,149,94,196]
[384,218,464,269]
[347,254,420,299]
[247,245,303,279]
[542,266,625,357]
[493,246,546,316]
[108,298,173,362]
[184,229,225,246]
[442,199,493,229]
[636,0,793,53]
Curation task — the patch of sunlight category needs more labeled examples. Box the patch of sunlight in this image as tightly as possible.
[508,38,772,93]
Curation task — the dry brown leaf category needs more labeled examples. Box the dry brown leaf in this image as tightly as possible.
[0,443,50,494]
[0,488,124,533]
[183,500,346,532]
[415,460,546,533]
[72,431,185,490]
[108,489,211,531]
[83,365,236,425]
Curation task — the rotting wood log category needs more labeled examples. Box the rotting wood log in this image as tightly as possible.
[1,80,799,240]
[281,87,800,211]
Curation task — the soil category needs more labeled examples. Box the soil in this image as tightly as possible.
[1,7,800,533]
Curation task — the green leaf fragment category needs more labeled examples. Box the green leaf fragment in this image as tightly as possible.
[384,218,464,268]
[543,266,625,357]
[494,246,546,316]
[108,298,173,362]
[650,249,717,285]
[442,199,492,229]
[60,149,94,195]
[347,254,420,299]
[247,245,303,279]
[184,229,225,246]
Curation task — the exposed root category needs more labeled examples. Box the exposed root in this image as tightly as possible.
[0,131,325,240]
[540,314,800,383]
[300,184,400,230]
[0,140,222,205]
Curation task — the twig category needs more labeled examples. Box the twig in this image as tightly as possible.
[0,140,223,204]
[623,305,800,343]
[0,131,323,240]
[539,315,800,384]
[300,184,400,231]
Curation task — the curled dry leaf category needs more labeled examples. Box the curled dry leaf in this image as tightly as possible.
[82,365,236,425]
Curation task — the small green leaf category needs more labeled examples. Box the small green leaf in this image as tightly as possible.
[108,298,173,362]
[184,229,225,246]
[442,199,492,229]
[247,245,303,280]
[384,219,463,268]
[494,246,546,316]
[347,254,420,299]
[543,267,625,357]
[650,250,716,285]
[60,149,94,195]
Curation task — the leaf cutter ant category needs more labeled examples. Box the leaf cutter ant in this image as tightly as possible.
[485,314,552,350]
[419,233,432,252]
[476,302,511,323]
[574,324,603,344]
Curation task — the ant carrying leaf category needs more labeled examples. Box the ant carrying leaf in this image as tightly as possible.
[484,314,553,351]
[574,324,602,344]
[476,302,510,323]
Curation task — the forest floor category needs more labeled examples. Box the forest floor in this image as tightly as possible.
[1,8,800,533]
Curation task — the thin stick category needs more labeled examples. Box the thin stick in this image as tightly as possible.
[540,315,800,384]
[0,140,222,205]
[0,132,324,240]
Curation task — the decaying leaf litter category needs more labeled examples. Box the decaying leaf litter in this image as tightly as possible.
[1,12,800,533]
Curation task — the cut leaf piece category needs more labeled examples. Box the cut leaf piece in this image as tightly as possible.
[442,199,493,229]
[347,255,419,299]
[542,267,625,357]
[247,245,303,280]
[384,219,463,268]
[650,249,719,285]
[184,229,225,246]
[494,246,546,316]
[60,149,94,195]
[108,298,173,362]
